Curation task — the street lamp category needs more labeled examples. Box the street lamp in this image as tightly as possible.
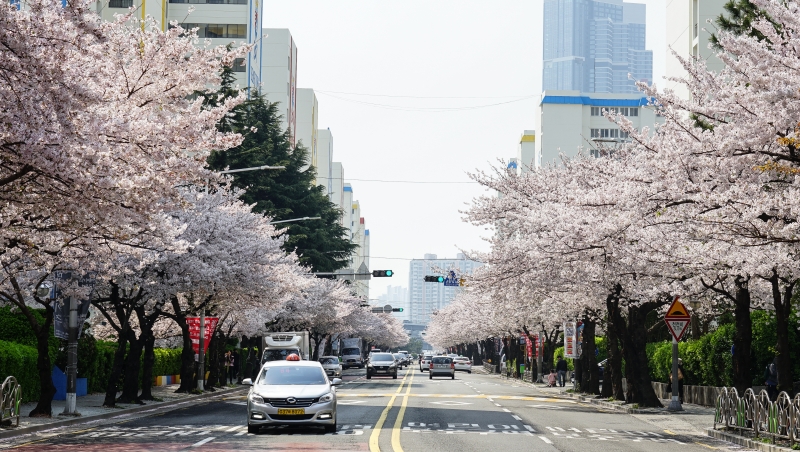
[269,216,321,225]
[198,164,285,391]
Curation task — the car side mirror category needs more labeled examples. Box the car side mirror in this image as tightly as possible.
[331,378,343,386]
[242,378,253,385]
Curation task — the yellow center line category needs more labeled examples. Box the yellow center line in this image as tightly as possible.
[369,370,410,452]
[391,370,415,452]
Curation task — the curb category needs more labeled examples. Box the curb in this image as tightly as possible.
[560,392,647,414]
[706,428,795,452]
[0,386,247,440]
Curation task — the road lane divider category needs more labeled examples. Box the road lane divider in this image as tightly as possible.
[391,370,415,452]
[368,369,410,452]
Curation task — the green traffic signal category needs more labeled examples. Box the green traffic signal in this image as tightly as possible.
[392,307,404,312]
[424,275,445,283]
[386,270,393,276]
[372,270,394,277]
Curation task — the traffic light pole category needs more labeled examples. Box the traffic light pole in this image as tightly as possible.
[62,295,79,416]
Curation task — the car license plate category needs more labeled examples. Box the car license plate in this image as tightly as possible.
[277,408,305,415]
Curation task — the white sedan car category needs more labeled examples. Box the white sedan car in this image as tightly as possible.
[454,356,472,373]
[243,360,341,434]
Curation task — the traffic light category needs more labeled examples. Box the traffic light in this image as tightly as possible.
[372,270,393,277]
[392,308,404,312]
[424,275,444,283]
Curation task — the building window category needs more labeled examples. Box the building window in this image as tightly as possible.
[172,23,246,39]
[170,0,247,4]
[591,107,600,116]
[232,58,246,73]
[109,0,133,7]
[630,107,638,117]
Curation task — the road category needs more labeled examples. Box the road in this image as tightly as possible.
[4,366,749,451]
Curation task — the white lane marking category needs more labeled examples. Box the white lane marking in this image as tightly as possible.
[191,437,215,447]
[224,426,241,432]
[539,436,553,444]
[430,401,473,406]
[502,408,511,413]
[487,398,494,402]
[494,403,501,407]
[524,425,536,432]
[512,415,522,421]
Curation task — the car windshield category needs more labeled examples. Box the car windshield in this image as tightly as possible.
[342,348,359,356]
[432,357,452,364]
[393,354,402,359]
[424,355,432,360]
[258,366,327,385]
[371,353,394,361]
[262,348,300,363]
[319,358,338,365]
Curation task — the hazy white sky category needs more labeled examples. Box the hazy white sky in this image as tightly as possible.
[263,0,667,299]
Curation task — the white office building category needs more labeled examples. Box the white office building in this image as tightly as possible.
[315,128,333,195]
[517,131,536,173]
[665,0,726,100]
[408,254,483,325]
[92,0,261,92]
[378,286,409,322]
[295,88,318,170]
[261,28,298,144]
[534,90,661,167]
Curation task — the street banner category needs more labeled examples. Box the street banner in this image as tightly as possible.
[526,335,533,359]
[187,317,220,354]
[53,272,96,340]
[564,321,577,358]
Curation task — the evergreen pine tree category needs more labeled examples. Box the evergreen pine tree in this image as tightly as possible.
[207,90,357,272]
[711,0,778,47]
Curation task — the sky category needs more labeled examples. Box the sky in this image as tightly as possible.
[263,0,667,299]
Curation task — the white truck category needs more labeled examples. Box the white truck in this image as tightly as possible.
[340,337,364,369]
[261,331,310,363]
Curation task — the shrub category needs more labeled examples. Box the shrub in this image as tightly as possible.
[152,348,182,376]
[0,340,40,402]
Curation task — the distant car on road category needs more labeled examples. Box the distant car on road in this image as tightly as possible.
[429,356,455,379]
[453,356,472,373]
[367,353,398,379]
[319,356,342,378]
[243,359,341,434]
[419,354,433,372]
[393,353,406,369]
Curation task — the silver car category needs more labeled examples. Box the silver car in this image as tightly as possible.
[319,356,342,378]
[243,360,341,434]
[419,354,433,372]
[429,356,455,379]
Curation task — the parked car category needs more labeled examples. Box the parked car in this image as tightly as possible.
[243,359,341,434]
[367,353,398,379]
[453,356,472,373]
[419,354,433,372]
[319,356,342,378]
[429,356,455,379]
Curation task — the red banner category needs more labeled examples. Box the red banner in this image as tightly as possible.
[187,317,219,354]
[526,335,533,359]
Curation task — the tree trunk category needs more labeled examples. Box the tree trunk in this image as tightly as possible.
[103,332,128,407]
[323,335,333,357]
[139,329,156,400]
[769,272,795,395]
[580,317,600,395]
[732,277,752,395]
[29,317,56,417]
[176,315,197,393]
[605,295,625,401]
[621,303,663,407]
[117,328,143,404]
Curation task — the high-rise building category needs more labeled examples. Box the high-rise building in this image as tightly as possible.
[665,0,726,100]
[378,286,409,321]
[315,128,333,195]
[408,254,483,325]
[517,131,536,173]
[295,88,318,170]
[261,29,298,144]
[543,0,652,94]
[330,163,345,210]
[93,0,260,92]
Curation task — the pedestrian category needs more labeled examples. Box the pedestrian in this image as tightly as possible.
[231,349,240,384]
[764,357,778,401]
[669,358,686,403]
[556,356,568,387]
[223,351,232,385]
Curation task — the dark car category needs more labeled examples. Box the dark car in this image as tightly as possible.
[367,353,398,379]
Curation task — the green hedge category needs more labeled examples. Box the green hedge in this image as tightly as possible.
[0,340,40,403]
[152,348,182,377]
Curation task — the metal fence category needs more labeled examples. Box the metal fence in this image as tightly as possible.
[0,376,21,427]
[714,387,800,445]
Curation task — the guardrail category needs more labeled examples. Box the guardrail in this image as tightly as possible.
[714,387,800,445]
[0,376,21,428]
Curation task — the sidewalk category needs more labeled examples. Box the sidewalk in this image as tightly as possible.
[1,384,247,440]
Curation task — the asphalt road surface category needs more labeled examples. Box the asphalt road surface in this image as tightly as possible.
[3,367,751,451]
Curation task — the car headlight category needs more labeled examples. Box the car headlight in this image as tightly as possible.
[319,392,334,403]
[250,393,265,404]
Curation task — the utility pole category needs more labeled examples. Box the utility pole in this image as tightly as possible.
[62,294,79,416]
